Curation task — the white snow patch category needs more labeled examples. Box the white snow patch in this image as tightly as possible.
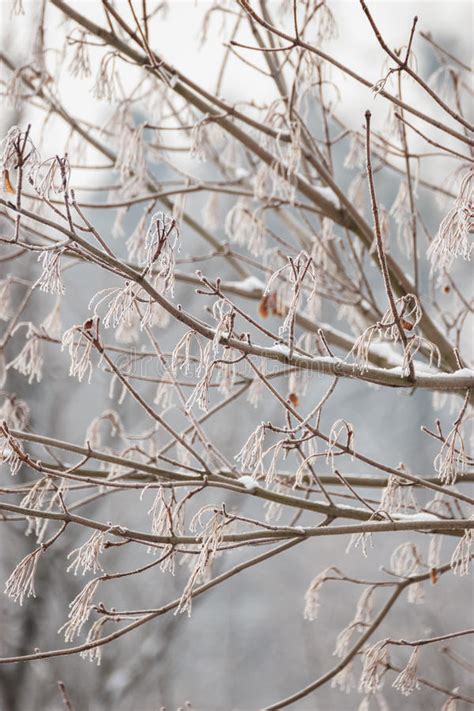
[271,342,291,355]
[237,475,259,492]
[454,368,474,377]
[392,512,442,522]
[226,276,265,292]
[316,355,341,364]
[314,186,339,208]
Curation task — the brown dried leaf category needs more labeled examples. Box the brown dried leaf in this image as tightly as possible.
[258,296,269,319]
[288,392,299,407]
[3,170,15,195]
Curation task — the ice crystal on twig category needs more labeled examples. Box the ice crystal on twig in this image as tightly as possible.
[8,323,43,383]
[225,199,267,256]
[32,156,70,199]
[346,530,373,558]
[85,409,123,450]
[235,423,266,474]
[247,361,265,408]
[4,547,42,605]
[211,299,234,356]
[0,126,40,180]
[185,360,215,413]
[92,53,119,102]
[80,616,111,665]
[66,531,107,576]
[68,30,92,79]
[115,122,147,182]
[303,566,335,620]
[392,646,421,695]
[402,336,441,376]
[90,283,138,332]
[326,419,354,470]
[61,323,96,383]
[379,474,418,516]
[434,406,470,485]
[176,507,227,616]
[147,486,183,574]
[350,294,428,374]
[144,211,180,294]
[171,331,202,376]
[264,251,316,349]
[21,477,65,543]
[34,250,65,294]
[0,428,23,475]
[216,347,237,397]
[428,169,473,272]
[359,639,389,693]
[390,543,425,603]
[450,524,472,576]
[334,586,376,658]
[59,578,101,643]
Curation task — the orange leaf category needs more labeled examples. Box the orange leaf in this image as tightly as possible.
[3,170,15,195]
[258,296,269,319]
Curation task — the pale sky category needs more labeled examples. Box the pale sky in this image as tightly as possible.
[1,1,471,189]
